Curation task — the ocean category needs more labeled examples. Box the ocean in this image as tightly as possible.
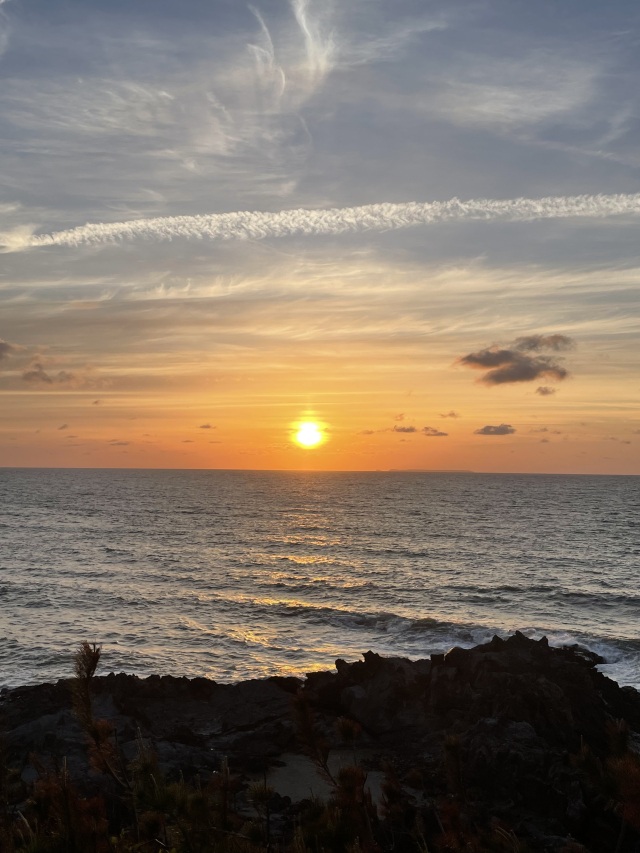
[1,468,639,690]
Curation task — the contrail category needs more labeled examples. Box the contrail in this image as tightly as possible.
[4,192,640,251]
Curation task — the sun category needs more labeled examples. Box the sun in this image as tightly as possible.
[294,421,324,448]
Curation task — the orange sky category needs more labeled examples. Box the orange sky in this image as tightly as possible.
[1,1,639,474]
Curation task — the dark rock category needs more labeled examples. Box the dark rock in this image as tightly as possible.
[3,632,640,852]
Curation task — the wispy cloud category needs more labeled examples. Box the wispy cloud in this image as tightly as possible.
[290,0,335,89]
[6,192,640,252]
[0,0,11,58]
[434,53,598,130]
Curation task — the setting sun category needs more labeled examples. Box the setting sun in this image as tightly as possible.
[294,422,324,448]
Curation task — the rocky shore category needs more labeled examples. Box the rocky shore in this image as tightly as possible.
[3,632,640,852]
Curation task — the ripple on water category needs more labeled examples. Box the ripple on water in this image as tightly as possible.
[1,469,639,689]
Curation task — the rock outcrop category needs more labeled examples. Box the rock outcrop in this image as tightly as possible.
[3,632,640,852]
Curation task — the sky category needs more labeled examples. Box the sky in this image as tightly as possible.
[0,0,639,473]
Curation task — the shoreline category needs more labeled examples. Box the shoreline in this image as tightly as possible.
[3,632,640,851]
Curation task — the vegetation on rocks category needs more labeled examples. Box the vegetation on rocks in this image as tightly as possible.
[2,633,640,851]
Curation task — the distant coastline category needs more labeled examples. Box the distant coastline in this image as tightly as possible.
[387,468,475,473]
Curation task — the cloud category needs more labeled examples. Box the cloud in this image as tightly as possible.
[57,423,68,430]
[439,410,460,418]
[434,53,598,132]
[422,426,448,437]
[199,423,214,429]
[290,0,336,89]
[22,362,76,385]
[459,333,574,386]
[359,429,375,435]
[5,192,640,252]
[474,424,516,435]
[393,424,417,433]
[514,334,574,352]
[109,440,130,446]
[536,386,556,396]
[22,365,50,384]
[0,338,19,360]
[393,413,405,421]
[0,225,38,253]
[0,2,11,59]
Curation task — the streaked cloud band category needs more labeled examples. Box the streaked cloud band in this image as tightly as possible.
[4,192,640,251]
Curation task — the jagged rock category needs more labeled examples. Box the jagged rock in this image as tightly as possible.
[2,633,640,852]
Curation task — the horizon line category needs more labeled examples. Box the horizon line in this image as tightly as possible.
[1,465,637,477]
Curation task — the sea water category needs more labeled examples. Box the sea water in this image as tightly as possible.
[1,468,639,689]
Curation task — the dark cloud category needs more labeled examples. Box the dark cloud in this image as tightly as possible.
[422,426,448,437]
[540,438,549,443]
[0,339,19,360]
[199,423,214,429]
[92,399,101,405]
[530,427,548,433]
[393,424,417,433]
[359,429,375,435]
[460,349,568,385]
[394,414,405,421]
[474,424,516,435]
[458,334,574,387]
[23,363,53,384]
[536,386,556,396]
[182,439,194,443]
[514,334,574,352]
[57,423,68,430]
[22,362,76,385]
[439,411,460,418]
